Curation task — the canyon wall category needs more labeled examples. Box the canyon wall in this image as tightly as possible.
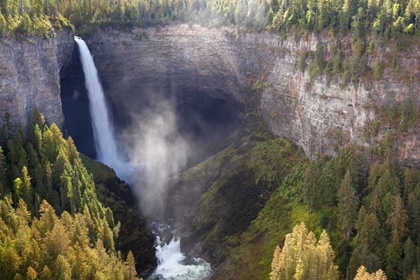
[0,29,74,129]
[86,25,420,167]
[2,25,419,165]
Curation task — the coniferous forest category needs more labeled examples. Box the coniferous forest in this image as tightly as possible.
[266,142,420,280]
[0,109,141,279]
[1,0,420,37]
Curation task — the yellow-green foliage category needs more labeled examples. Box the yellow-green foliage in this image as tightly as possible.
[0,110,141,279]
[269,226,388,280]
[270,222,339,280]
[0,198,140,279]
[354,266,387,280]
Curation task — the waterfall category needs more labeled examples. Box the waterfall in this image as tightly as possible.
[74,36,131,181]
[74,36,211,280]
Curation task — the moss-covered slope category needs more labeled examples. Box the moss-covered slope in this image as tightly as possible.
[166,133,305,278]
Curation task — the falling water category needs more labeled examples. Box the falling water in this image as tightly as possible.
[74,36,211,280]
[74,36,131,181]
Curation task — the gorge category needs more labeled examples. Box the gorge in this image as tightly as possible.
[2,23,420,279]
[4,25,420,168]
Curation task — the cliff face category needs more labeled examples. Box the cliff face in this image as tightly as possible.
[86,25,420,166]
[0,30,74,129]
[2,25,419,173]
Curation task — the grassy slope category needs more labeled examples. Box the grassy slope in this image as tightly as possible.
[174,128,349,279]
[213,165,342,280]
[174,133,313,279]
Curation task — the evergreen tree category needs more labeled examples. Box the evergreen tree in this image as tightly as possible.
[270,222,339,280]
[302,161,321,212]
[350,211,383,278]
[0,147,7,197]
[354,266,387,280]
[384,195,408,279]
[338,169,359,240]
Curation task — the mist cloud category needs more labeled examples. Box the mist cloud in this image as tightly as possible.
[123,96,191,218]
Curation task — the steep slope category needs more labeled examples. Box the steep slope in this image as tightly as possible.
[165,133,304,278]
[85,25,420,167]
[81,155,157,276]
[0,30,74,128]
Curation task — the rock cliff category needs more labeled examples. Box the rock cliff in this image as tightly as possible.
[0,29,74,129]
[1,24,419,170]
[85,25,420,167]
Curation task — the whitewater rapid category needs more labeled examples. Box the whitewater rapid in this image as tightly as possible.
[149,237,212,280]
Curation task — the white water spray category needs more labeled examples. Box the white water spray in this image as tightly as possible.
[74,36,131,181]
[149,237,212,280]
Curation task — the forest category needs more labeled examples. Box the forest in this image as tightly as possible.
[0,109,141,279]
[2,110,420,279]
[270,142,420,280]
[1,0,420,37]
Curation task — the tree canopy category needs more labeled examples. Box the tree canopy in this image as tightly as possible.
[1,0,420,37]
[270,222,339,280]
[0,109,142,279]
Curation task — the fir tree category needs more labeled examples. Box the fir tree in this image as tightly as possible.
[338,169,359,240]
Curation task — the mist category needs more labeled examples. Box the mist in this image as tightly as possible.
[123,96,192,218]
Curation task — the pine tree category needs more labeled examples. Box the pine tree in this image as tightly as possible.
[54,255,72,280]
[302,161,321,212]
[0,12,7,35]
[354,266,387,280]
[26,266,38,280]
[386,195,408,244]
[385,195,408,279]
[338,169,359,240]
[21,166,33,210]
[125,251,138,280]
[350,211,383,278]
[0,147,7,197]
[399,238,415,276]
[270,222,339,280]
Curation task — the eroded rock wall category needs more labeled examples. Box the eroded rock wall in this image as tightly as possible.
[0,29,74,129]
[86,25,420,166]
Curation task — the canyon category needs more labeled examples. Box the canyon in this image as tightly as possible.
[3,25,420,165]
[2,24,420,278]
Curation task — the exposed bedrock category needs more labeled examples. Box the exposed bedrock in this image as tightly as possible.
[0,29,74,129]
[3,24,420,166]
[85,25,420,167]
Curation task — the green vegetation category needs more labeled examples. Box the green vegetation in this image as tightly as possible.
[269,222,339,280]
[269,223,387,280]
[354,266,387,280]
[0,109,142,279]
[81,154,156,274]
[379,95,419,132]
[1,0,420,39]
[191,135,302,246]
[178,130,420,280]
